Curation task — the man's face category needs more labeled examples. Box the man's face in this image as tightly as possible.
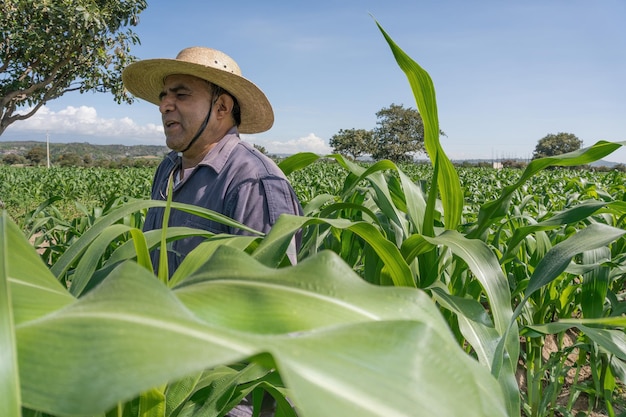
[159,74,213,152]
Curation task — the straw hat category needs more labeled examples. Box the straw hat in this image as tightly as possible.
[122,47,273,134]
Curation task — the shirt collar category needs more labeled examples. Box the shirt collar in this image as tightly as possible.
[196,126,240,173]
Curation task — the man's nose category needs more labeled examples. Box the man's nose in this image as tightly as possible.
[159,95,174,113]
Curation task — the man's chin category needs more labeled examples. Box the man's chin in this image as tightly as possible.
[166,139,186,153]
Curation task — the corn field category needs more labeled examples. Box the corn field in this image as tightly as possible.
[2,21,626,417]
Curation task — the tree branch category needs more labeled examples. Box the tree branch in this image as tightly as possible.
[1,52,74,105]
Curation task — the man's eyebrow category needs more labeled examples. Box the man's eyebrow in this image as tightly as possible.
[158,85,191,100]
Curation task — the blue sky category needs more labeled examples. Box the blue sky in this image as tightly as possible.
[5,0,626,163]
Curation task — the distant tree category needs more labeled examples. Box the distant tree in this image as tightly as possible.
[330,128,374,160]
[83,154,93,167]
[532,132,583,159]
[253,144,268,155]
[57,152,83,167]
[502,159,527,169]
[0,0,147,136]
[371,104,425,163]
[25,146,47,165]
[94,158,112,168]
[118,157,135,167]
[2,153,25,165]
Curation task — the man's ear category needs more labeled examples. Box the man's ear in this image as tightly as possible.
[215,94,234,116]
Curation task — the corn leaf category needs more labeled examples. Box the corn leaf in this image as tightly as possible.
[0,212,21,417]
[471,140,626,238]
[581,247,611,319]
[253,214,415,287]
[277,152,320,176]
[14,234,506,417]
[51,199,260,279]
[375,19,463,231]
[523,223,626,300]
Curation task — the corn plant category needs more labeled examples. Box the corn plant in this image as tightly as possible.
[3,19,626,417]
[280,22,626,417]
[0,166,152,221]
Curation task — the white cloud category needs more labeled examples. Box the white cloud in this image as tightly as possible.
[7,105,163,144]
[244,133,332,155]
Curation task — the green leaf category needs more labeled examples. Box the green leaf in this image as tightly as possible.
[524,223,626,299]
[278,152,320,176]
[51,199,260,279]
[430,286,496,363]
[422,229,520,415]
[375,19,463,231]
[581,247,611,319]
[171,364,273,417]
[471,140,626,238]
[527,322,626,361]
[69,223,140,296]
[0,212,21,417]
[425,230,514,336]
[273,320,505,417]
[164,371,202,416]
[18,261,252,416]
[331,156,409,234]
[254,214,415,287]
[500,200,610,265]
[17,247,506,417]
[169,235,259,287]
[138,385,165,417]
[4,213,74,325]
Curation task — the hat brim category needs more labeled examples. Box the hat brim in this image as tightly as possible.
[122,58,274,134]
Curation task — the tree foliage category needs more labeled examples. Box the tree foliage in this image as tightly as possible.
[56,152,84,167]
[328,104,429,163]
[329,128,374,160]
[0,0,147,136]
[1,153,25,165]
[24,146,47,166]
[532,132,583,159]
[372,103,425,163]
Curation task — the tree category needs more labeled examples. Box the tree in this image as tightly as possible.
[372,103,425,163]
[25,146,47,166]
[2,152,25,165]
[56,152,83,167]
[329,128,374,160]
[83,154,93,167]
[0,0,147,136]
[532,132,583,159]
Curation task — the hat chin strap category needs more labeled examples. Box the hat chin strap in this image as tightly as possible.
[179,100,214,154]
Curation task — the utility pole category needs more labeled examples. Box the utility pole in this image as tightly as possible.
[46,130,50,168]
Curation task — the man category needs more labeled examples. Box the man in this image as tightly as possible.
[122,47,303,277]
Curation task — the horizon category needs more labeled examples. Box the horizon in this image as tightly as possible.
[3,0,626,163]
[4,138,624,166]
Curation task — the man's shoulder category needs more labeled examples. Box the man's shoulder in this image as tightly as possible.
[227,141,285,177]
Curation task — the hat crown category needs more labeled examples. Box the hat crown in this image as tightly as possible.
[175,47,242,76]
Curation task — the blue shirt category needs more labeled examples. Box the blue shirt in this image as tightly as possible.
[143,128,303,276]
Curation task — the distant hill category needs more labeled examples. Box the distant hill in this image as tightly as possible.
[588,159,621,168]
[448,158,623,168]
[2,141,623,168]
[0,141,169,161]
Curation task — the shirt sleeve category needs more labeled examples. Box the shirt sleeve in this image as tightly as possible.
[225,175,301,236]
